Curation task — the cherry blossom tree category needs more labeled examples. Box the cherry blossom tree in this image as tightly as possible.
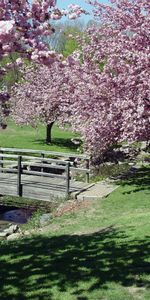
[0,0,85,127]
[0,1,85,65]
[66,0,150,160]
[10,62,72,143]
[7,0,150,161]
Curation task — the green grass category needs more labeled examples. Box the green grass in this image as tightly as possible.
[90,163,131,182]
[0,120,79,153]
[0,166,150,300]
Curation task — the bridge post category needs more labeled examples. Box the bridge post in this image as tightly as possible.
[85,158,90,183]
[17,155,22,197]
[41,153,45,174]
[0,150,3,173]
[66,162,70,199]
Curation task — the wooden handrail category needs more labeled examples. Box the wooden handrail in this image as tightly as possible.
[0,154,73,165]
[0,147,90,159]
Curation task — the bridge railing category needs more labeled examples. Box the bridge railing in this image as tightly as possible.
[0,147,89,160]
[0,148,90,198]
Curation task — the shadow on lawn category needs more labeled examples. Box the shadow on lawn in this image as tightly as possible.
[118,167,150,194]
[33,137,78,151]
[0,227,149,300]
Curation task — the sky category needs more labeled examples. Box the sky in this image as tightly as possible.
[57,0,109,22]
[57,0,109,9]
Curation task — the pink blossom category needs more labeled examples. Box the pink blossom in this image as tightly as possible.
[0,0,85,124]
[0,20,15,35]
[68,13,78,20]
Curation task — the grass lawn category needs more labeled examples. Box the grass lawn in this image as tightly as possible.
[0,166,149,299]
[0,119,79,153]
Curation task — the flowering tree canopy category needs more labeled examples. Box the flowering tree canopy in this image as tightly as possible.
[0,1,85,65]
[66,0,150,159]
[6,0,150,160]
[0,0,85,126]
[10,62,72,142]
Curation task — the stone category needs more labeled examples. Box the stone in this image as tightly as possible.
[71,138,82,145]
[23,230,31,236]
[0,231,8,238]
[39,213,52,227]
[3,224,19,235]
[7,233,21,241]
[140,142,147,150]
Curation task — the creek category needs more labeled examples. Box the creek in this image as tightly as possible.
[0,205,34,231]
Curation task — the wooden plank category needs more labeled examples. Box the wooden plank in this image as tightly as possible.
[22,170,66,179]
[0,154,69,165]
[22,156,71,165]
[70,167,90,173]
[0,160,18,164]
[0,154,18,158]
[0,173,17,180]
[22,161,66,170]
[0,168,18,173]
[0,163,90,171]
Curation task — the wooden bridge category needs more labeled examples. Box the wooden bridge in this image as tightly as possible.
[0,148,91,201]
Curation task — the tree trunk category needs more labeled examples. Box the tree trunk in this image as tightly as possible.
[46,122,54,144]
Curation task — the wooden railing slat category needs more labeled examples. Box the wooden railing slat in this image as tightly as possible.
[22,156,71,165]
[21,162,66,170]
[0,160,18,164]
[70,167,90,173]
[23,170,66,179]
[0,167,18,173]
[0,154,18,158]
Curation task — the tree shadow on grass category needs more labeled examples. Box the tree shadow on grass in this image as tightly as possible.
[33,138,78,152]
[0,227,149,300]
[117,167,150,194]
